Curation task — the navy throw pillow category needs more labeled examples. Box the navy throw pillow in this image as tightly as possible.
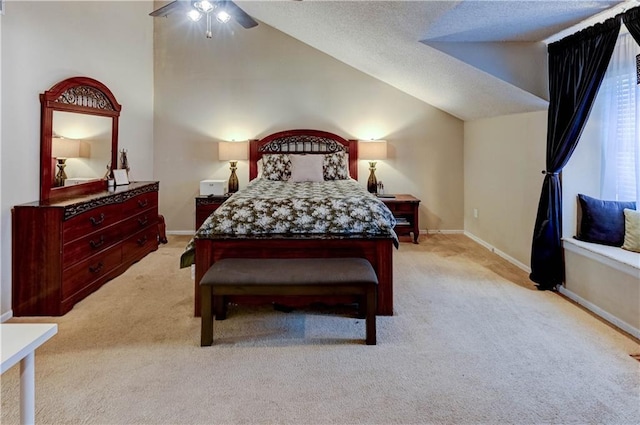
[576,194,636,246]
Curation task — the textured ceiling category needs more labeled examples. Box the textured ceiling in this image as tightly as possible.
[236,0,633,121]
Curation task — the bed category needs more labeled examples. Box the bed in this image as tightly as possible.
[181,129,398,316]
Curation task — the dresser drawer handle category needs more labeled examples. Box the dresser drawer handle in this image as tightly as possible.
[89,235,105,249]
[90,213,105,226]
[89,262,104,274]
[137,199,149,208]
[137,235,148,246]
[138,216,149,227]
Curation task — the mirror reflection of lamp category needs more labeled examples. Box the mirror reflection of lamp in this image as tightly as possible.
[358,140,388,194]
[52,137,81,187]
[218,141,248,193]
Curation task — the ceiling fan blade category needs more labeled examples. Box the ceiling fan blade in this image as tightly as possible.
[149,0,186,17]
[223,0,259,29]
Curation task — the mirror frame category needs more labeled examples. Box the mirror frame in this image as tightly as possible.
[40,76,121,202]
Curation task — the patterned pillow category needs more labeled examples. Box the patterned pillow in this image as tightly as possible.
[262,154,291,181]
[323,152,349,180]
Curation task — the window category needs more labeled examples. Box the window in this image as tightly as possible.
[593,31,640,204]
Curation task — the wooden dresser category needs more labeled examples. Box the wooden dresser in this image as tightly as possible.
[12,182,160,316]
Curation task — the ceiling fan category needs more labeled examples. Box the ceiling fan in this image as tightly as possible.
[149,0,258,38]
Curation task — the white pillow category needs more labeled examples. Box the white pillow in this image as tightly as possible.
[622,208,640,253]
[289,154,324,182]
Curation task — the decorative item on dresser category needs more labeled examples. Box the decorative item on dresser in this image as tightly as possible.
[379,194,421,244]
[11,76,163,316]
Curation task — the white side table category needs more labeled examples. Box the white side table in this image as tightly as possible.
[1,323,58,425]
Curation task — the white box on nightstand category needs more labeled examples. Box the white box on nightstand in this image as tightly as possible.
[200,179,227,196]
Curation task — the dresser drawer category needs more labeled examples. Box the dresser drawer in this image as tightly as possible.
[122,209,158,236]
[122,226,158,262]
[63,224,122,266]
[62,245,122,300]
[123,192,158,216]
[63,204,121,243]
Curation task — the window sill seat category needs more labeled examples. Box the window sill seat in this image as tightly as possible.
[562,238,639,339]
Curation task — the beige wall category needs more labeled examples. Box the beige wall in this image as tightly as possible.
[464,111,547,268]
[0,11,3,319]
[154,15,464,233]
[0,1,154,317]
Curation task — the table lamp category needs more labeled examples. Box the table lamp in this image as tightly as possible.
[358,140,388,193]
[218,141,248,193]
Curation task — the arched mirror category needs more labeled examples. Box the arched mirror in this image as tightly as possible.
[40,77,121,202]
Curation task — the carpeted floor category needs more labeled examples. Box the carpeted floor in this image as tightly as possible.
[2,234,639,424]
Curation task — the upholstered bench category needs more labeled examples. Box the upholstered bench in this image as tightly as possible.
[199,258,378,346]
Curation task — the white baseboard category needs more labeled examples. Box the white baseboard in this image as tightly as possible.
[463,231,531,273]
[1,310,14,323]
[462,232,639,340]
[167,230,196,236]
[559,285,640,340]
[422,229,464,235]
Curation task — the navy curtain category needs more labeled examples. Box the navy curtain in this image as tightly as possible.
[623,6,640,45]
[529,17,621,290]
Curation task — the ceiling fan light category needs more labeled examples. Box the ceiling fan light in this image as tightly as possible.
[187,9,203,22]
[216,10,231,24]
[194,1,214,14]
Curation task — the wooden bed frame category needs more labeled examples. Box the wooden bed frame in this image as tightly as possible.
[192,129,395,316]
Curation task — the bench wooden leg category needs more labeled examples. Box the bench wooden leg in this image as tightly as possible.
[365,284,377,345]
[201,285,213,346]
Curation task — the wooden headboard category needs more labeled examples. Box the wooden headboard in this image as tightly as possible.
[249,129,358,180]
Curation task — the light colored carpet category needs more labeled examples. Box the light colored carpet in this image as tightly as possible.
[2,234,639,425]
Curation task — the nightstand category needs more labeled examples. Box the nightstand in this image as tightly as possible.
[379,194,421,243]
[195,194,230,229]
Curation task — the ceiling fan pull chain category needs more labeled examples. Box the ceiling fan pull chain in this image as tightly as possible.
[206,12,212,38]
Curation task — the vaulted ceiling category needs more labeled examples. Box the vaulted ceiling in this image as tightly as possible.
[236,0,634,121]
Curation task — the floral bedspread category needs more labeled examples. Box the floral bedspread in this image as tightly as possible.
[180,178,397,267]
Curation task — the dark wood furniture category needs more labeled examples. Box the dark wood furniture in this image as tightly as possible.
[379,194,421,243]
[192,129,396,317]
[195,195,230,229]
[199,258,378,346]
[12,77,161,316]
[12,182,160,316]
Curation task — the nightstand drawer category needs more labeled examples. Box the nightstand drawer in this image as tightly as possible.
[195,195,230,229]
[386,203,415,213]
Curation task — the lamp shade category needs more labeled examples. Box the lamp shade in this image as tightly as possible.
[358,140,387,160]
[52,137,81,159]
[218,141,248,161]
